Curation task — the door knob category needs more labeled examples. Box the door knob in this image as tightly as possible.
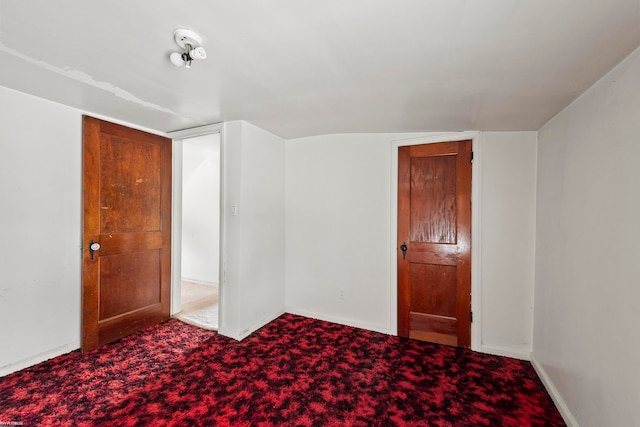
[400,242,408,260]
[89,240,100,260]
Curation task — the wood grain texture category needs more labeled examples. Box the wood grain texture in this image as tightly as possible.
[82,116,172,352]
[82,117,101,351]
[397,140,472,348]
[99,135,162,233]
[99,250,161,320]
[409,264,456,317]
[397,146,411,338]
[410,155,457,244]
[455,139,472,347]
[408,243,458,266]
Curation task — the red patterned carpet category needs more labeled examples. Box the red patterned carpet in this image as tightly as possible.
[0,314,564,426]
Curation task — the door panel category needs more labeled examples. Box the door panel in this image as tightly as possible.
[99,135,162,233]
[99,250,161,319]
[398,140,472,347]
[410,155,457,244]
[82,116,172,352]
[409,263,457,317]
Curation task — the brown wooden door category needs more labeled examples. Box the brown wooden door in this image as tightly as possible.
[82,116,172,352]
[397,140,472,347]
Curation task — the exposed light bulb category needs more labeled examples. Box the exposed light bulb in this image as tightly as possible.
[189,46,207,60]
[170,29,207,68]
[170,52,184,67]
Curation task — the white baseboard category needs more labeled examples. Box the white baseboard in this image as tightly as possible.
[479,344,531,361]
[283,310,534,361]
[218,308,285,341]
[285,307,394,336]
[181,277,219,287]
[0,341,79,377]
[530,353,579,427]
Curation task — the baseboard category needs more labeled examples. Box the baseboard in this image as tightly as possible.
[285,307,394,336]
[530,353,579,427]
[181,277,219,287]
[479,344,531,361]
[218,308,285,341]
[0,341,79,377]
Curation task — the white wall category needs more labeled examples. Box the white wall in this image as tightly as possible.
[0,86,82,375]
[181,134,220,285]
[0,85,538,378]
[219,121,286,340]
[285,133,409,333]
[285,131,538,357]
[480,132,537,357]
[534,46,640,427]
[0,85,175,376]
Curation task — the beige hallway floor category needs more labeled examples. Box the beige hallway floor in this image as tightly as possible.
[174,280,219,330]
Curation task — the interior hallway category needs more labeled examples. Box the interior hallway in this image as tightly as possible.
[175,281,219,331]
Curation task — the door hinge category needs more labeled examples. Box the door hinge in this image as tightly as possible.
[470,152,474,163]
[470,311,473,323]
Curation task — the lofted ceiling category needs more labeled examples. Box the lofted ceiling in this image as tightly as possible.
[1,0,639,139]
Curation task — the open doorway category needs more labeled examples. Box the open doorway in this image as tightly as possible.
[174,133,221,330]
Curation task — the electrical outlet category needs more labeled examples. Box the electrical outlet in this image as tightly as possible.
[338,289,345,300]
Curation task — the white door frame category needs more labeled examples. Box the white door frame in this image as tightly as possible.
[168,124,225,323]
[390,131,482,351]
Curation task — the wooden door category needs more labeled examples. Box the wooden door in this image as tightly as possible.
[82,116,172,352]
[397,140,472,347]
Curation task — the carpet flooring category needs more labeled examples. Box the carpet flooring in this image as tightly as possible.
[0,314,565,426]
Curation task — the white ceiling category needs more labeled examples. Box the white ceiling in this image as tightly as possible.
[1,0,639,139]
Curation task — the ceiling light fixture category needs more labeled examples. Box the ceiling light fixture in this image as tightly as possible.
[169,29,207,69]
